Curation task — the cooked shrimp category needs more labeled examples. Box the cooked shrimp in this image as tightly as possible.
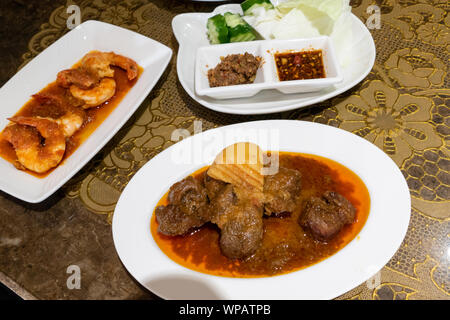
[55,112,84,137]
[81,51,139,80]
[2,124,39,171]
[32,92,67,109]
[32,92,86,136]
[26,113,84,138]
[56,68,98,89]
[110,53,139,80]
[33,91,83,112]
[69,78,116,108]
[3,117,66,173]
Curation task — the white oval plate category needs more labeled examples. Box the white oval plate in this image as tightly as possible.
[112,120,411,300]
[0,20,172,203]
[172,3,376,115]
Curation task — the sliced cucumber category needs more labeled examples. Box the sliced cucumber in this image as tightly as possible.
[206,12,257,44]
[241,0,274,15]
[223,12,244,28]
[229,24,257,42]
[223,12,257,42]
[206,14,229,44]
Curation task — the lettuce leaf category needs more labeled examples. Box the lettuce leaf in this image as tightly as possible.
[276,0,350,35]
[243,7,280,39]
[277,0,348,20]
[330,9,353,67]
[272,8,320,39]
[243,0,353,47]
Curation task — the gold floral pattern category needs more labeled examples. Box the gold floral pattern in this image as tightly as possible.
[355,2,449,44]
[335,80,443,165]
[417,22,450,45]
[385,48,446,89]
[340,255,449,300]
[373,283,417,300]
[100,5,131,25]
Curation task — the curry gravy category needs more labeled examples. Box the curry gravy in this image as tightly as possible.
[0,63,142,178]
[151,152,371,278]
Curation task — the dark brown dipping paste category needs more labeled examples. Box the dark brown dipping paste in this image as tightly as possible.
[151,152,370,278]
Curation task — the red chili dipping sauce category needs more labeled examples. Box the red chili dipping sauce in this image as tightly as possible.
[275,50,326,81]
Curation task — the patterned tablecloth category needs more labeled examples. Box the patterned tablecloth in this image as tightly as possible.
[0,0,448,300]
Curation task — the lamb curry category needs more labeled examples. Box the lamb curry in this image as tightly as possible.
[151,143,370,278]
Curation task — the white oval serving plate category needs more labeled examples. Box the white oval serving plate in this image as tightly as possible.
[0,20,172,203]
[172,3,375,114]
[112,120,411,300]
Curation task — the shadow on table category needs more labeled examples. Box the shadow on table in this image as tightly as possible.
[118,258,222,300]
[0,188,65,212]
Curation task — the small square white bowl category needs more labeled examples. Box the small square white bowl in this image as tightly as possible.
[0,20,172,203]
[195,36,343,99]
[195,41,267,99]
[261,37,343,94]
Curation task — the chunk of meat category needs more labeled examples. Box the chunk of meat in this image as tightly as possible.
[168,176,209,219]
[323,191,356,224]
[299,191,356,241]
[204,173,227,201]
[209,184,238,227]
[155,204,206,236]
[157,172,265,260]
[155,176,210,236]
[264,167,302,215]
[207,53,262,88]
[209,184,264,259]
[219,202,264,260]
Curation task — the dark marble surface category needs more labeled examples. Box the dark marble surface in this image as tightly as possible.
[0,191,156,299]
[0,0,67,87]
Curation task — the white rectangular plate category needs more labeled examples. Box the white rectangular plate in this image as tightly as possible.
[0,20,172,203]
